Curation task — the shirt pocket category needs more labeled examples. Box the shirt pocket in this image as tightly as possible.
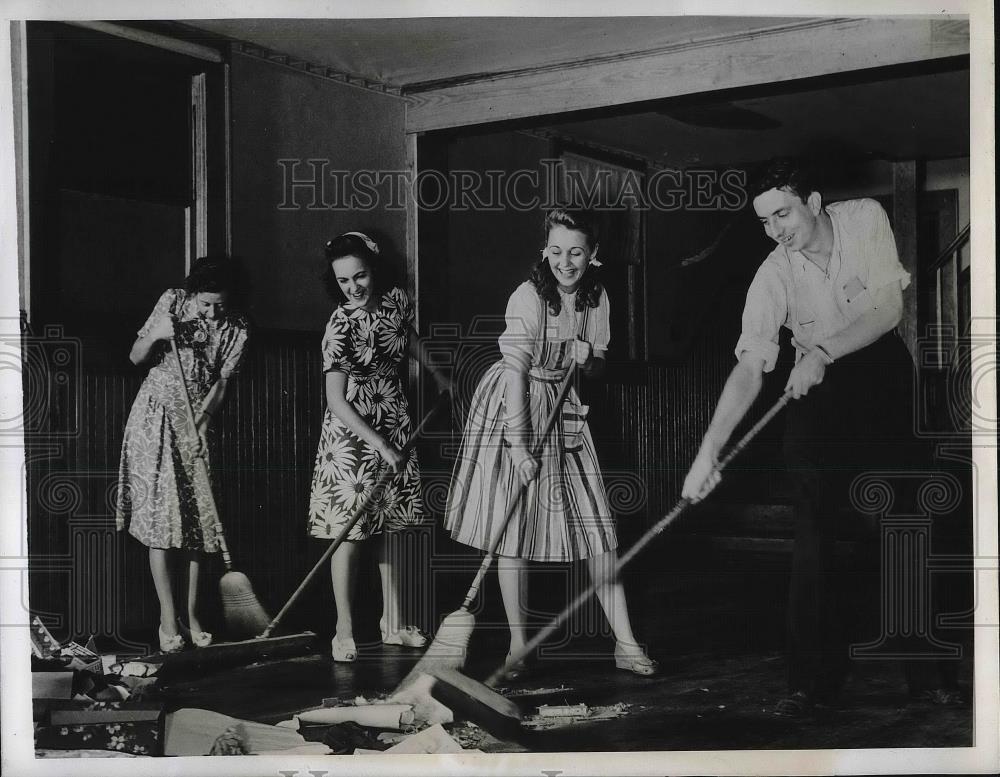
[791,299,818,337]
[840,275,875,317]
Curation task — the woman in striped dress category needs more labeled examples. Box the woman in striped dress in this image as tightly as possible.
[444,208,657,676]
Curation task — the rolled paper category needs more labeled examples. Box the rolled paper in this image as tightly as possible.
[296,704,415,729]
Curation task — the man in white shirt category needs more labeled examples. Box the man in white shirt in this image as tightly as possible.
[682,158,950,716]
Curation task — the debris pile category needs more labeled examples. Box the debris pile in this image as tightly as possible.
[522,701,636,730]
[31,617,168,756]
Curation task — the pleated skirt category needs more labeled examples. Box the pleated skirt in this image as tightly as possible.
[444,360,617,561]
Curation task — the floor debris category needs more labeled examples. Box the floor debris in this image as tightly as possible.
[538,703,589,718]
[295,703,415,729]
[164,708,327,755]
[382,723,465,754]
[523,702,636,729]
[501,685,574,697]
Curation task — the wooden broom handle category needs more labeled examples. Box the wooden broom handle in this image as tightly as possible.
[168,335,233,570]
[259,391,450,638]
[487,389,793,686]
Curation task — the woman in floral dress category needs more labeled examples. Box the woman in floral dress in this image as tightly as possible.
[116,257,249,653]
[308,231,448,662]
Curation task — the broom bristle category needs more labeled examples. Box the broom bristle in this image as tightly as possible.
[220,571,272,638]
[390,608,475,698]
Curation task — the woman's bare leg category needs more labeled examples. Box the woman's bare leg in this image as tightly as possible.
[331,541,362,640]
[498,555,529,654]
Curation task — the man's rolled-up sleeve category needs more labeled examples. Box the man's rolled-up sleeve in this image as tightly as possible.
[735,263,785,373]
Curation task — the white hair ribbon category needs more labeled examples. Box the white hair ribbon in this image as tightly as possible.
[341,231,379,254]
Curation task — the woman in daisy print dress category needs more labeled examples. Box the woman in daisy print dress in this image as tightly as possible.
[116,257,248,654]
[308,231,449,662]
[444,209,657,677]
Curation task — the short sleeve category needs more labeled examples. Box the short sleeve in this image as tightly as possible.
[390,287,416,328]
[858,199,911,292]
[321,311,353,373]
[734,263,786,373]
[588,287,611,352]
[218,319,250,380]
[137,289,178,337]
[498,282,543,363]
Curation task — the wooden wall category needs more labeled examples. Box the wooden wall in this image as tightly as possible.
[24,48,416,650]
[23,322,788,650]
[229,52,409,331]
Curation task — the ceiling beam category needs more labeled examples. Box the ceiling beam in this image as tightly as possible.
[404,17,969,134]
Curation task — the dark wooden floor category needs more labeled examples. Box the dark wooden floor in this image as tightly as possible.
[157,555,974,754]
[159,641,972,753]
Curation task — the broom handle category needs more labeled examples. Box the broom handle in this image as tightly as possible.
[486,390,793,687]
[168,335,234,571]
[460,309,591,611]
[259,391,450,638]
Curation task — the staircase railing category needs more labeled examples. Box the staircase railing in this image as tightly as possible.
[924,223,971,371]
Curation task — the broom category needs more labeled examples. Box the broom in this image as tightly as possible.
[169,337,272,639]
[422,390,795,735]
[257,390,452,639]
[391,312,590,720]
[486,389,795,686]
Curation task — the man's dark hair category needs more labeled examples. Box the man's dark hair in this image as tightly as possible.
[750,158,822,203]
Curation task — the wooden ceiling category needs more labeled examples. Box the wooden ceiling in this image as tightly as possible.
[539,65,970,166]
[183,16,970,165]
[186,16,807,89]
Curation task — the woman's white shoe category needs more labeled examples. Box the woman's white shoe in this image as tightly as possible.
[331,635,358,662]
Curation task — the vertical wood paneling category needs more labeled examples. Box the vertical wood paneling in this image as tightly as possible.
[27,332,330,643]
[598,333,733,527]
[29,327,777,643]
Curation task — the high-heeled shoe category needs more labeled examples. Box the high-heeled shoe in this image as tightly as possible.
[331,635,358,663]
[503,652,530,681]
[177,619,213,648]
[158,625,185,654]
[381,625,428,648]
[614,642,659,676]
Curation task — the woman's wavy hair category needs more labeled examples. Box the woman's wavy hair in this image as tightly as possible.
[185,255,237,294]
[529,208,603,315]
[321,231,389,303]
[184,255,247,312]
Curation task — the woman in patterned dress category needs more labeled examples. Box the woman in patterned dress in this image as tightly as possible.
[116,257,249,653]
[308,232,449,662]
[444,209,657,676]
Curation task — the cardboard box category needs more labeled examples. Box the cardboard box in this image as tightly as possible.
[31,671,74,699]
[36,698,165,756]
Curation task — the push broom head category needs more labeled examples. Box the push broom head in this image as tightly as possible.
[388,608,476,723]
[219,571,272,639]
[426,665,523,739]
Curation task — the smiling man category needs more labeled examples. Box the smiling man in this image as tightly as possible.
[680,158,944,717]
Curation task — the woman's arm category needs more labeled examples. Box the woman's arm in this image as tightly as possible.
[503,350,539,487]
[325,370,404,472]
[195,378,229,434]
[568,339,606,378]
[129,316,174,366]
